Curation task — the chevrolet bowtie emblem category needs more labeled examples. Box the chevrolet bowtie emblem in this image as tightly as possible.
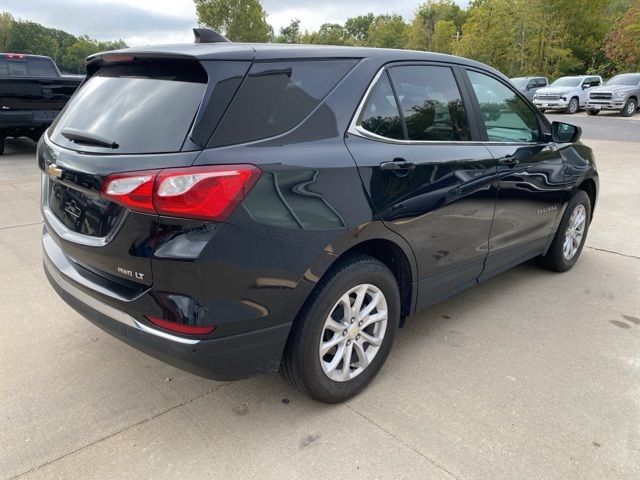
[47,163,63,179]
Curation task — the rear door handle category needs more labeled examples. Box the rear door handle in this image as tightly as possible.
[380,159,416,172]
[497,155,520,166]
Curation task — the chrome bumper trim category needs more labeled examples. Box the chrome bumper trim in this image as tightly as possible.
[43,237,200,346]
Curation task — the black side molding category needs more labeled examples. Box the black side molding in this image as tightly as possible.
[193,28,230,43]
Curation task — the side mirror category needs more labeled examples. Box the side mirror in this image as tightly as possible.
[581,83,589,90]
[527,84,535,90]
[552,121,582,143]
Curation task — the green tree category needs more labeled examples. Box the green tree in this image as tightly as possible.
[366,14,409,49]
[0,12,13,51]
[344,13,375,45]
[7,20,59,58]
[308,23,350,45]
[604,0,640,70]
[431,19,456,53]
[194,0,272,42]
[275,18,301,43]
[407,1,465,51]
[454,0,578,78]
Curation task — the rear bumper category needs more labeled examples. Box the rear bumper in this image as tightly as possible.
[0,110,60,130]
[42,228,291,381]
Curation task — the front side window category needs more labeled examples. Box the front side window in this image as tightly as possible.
[389,65,470,141]
[467,70,540,143]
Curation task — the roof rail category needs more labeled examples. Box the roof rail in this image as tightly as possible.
[193,28,230,44]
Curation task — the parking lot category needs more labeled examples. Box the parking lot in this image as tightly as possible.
[1,112,639,479]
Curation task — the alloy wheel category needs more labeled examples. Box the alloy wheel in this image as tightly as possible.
[319,284,388,382]
[563,204,586,260]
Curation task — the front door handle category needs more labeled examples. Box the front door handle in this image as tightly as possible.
[497,155,520,166]
[380,158,416,172]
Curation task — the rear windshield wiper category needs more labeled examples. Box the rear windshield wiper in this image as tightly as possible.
[60,127,119,149]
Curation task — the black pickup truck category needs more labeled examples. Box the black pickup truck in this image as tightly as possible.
[0,53,82,154]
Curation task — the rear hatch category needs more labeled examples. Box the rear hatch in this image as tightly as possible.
[40,54,250,289]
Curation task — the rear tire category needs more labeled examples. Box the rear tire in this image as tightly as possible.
[622,98,637,117]
[586,109,599,116]
[565,97,579,114]
[281,253,400,403]
[0,138,4,155]
[537,191,591,272]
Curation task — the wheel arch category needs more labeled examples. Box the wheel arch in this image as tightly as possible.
[577,177,597,219]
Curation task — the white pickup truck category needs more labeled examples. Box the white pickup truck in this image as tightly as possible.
[533,75,603,114]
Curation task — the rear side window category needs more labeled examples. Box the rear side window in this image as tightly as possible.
[359,72,404,140]
[50,60,207,154]
[388,65,470,141]
[210,60,356,146]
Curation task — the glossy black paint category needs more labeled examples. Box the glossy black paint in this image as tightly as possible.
[41,44,598,380]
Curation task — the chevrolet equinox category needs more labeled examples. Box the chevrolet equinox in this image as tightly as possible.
[40,29,598,402]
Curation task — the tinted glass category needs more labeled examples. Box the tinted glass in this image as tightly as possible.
[28,58,57,76]
[359,72,404,140]
[389,65,470,141]
[50,61,207,154]
[551,77,582,87]
[0,59,28,76]
[467,70,540,143]
[537,78,548,87]
[606,74,640,86]
[211,60,356,146]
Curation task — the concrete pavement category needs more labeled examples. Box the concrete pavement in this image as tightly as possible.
[1,130,639,479]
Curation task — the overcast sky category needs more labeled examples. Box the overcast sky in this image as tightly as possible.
[3,0,467,46]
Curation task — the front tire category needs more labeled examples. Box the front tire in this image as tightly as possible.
[565,97,579,114]
[622,98,637,117]
[281,253,400,403]
[538,191,591,272]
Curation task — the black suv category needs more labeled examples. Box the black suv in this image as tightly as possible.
[40,30,598,402]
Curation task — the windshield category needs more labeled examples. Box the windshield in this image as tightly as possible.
[550,77,582,87]
[510,78,528,88]
[606,74,640,86]
[49,60,207,154]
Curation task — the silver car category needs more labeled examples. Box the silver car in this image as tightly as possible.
[511,76,549,100]
[586,73,640,117]
[533,75,602,114]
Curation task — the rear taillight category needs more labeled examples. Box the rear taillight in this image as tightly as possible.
[145,316,215,336]
[101,165,261,221]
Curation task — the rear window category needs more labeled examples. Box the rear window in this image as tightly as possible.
[210,59,357,146]
[0,57,57,77]
[49,60,207,154]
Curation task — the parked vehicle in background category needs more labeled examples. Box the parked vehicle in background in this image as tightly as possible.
[533,75,602,114]
[510,76,549,100]
[585,73,640,117]
[0,53,82,154]
[40,29,598,402]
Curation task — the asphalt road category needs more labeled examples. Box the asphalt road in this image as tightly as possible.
[547,109,640,142]
[1,118,639,479]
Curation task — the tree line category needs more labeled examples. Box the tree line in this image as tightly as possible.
[1,1,638,77]
[0,12,126,74]
[196,0,640,78]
